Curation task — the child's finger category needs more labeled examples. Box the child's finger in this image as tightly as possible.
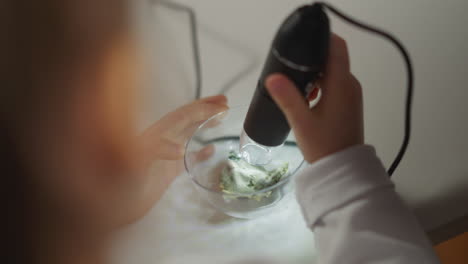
[144,138,184,161]
[159,103,228,134]
[318,33,351,105]
[203,109,229,129]
[265,74,311,133]
[194,145,215,162]
[199,94,228,105]
[327,33,350,75]
[181,103,228,128]
[184,145,215,170]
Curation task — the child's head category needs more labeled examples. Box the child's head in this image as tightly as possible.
[3,0,140,235]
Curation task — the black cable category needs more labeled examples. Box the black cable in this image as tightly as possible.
[155,1,266,147]
[158,1,202,99]
[156,1,412,176]
[317,2,413,177]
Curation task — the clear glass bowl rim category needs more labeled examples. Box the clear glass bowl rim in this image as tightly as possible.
[183,105,305,196]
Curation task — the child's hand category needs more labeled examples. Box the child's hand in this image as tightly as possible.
[266,34,364,163]
[119,95,227,224]
[141,95,228,165]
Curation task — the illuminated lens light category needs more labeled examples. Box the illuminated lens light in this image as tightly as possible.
[239,129,282,165]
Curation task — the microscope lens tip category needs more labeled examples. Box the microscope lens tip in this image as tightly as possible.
[239,129,275,165]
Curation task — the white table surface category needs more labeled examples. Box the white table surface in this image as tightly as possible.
[112,0,468,263]
[111,172,316,264]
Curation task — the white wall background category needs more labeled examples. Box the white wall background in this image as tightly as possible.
[136,0,468,231]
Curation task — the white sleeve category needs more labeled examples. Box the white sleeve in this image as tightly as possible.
[295,145,440,264]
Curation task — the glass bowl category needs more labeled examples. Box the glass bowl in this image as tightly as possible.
[184,105,304,219]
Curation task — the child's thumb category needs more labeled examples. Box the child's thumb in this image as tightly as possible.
[265,74,311,132]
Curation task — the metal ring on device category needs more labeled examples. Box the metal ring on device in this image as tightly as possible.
[272,49,315,72]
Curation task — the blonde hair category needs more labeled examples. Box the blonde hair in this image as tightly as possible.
[1,1,129,262]
[2,0,129,120]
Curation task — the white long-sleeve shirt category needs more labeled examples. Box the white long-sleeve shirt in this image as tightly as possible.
[295,145,440,263]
